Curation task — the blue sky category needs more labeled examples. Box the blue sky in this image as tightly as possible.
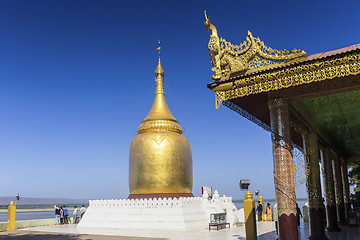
[1,0,359,200]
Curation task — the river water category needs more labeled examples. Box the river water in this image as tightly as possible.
[0,210,74,222]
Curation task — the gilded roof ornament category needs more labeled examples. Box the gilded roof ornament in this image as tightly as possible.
[204,11,307,80]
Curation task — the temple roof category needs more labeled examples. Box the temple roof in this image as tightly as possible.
[306,43,360,61]
[208,42,360,87]
[206,42,360,162]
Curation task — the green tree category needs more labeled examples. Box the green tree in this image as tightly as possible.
[349,163,360,207]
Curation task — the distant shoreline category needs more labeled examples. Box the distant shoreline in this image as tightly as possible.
[233,199,307,204]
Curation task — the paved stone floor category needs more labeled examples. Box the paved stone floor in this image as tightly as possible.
[0,222,358,240]
[256,222,360,240]
[6,222,276,240]
[0,230,163,240]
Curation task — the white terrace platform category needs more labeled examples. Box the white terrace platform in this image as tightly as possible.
[77,193,244,231]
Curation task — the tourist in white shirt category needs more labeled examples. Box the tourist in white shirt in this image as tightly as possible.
[73,206,78,223]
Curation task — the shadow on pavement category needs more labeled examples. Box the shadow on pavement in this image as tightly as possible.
[237,230,278,240]
[0,231,166,240]
[0,233,86,240]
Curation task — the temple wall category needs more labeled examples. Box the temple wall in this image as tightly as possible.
[77,196,243,230]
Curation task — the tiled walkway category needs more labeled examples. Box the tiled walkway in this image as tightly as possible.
[297,223,360,240]
[8,222,359,240]
[256,222,360,240]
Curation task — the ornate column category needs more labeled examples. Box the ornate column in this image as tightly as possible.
[341,159,350,224]
[321,148,340,232]
[304,132,328,240]
[332,153,346,225]
[268,98,298,240]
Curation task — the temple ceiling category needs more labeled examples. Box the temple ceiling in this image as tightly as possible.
[294,90,360,161]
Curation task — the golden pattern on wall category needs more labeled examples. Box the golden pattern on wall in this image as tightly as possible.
[214,51,360,108]
[292,147,308,188]
[290,120,311,188]
[320,149,336,207]
[269,98,297,216]
[152,134,167,146]
[303,132,325,210]
[273,146,297,216]
[332,153,345,205]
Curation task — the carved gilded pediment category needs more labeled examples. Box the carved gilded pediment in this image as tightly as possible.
[204,11,307,80]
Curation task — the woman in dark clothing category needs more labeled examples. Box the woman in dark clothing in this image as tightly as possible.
[297,203,303,227]
[54,205,60,225]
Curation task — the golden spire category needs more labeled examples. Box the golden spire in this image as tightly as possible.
[137,40,183,134]
[155,40,164,79]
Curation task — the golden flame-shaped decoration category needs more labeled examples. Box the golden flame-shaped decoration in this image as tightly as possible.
[129,41,193,196]
[204,11,307,80]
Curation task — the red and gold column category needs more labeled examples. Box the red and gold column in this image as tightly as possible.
[332,153,346,225]
[341,159,350,224]
[304,132,328,240]
[268,98,298,240]
[321,148,341,232]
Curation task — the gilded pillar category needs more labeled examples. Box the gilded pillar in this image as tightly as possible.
[268,98,298,240]
[321,148,340,232]
[304,132,328,240]
[332,153,346,225]
[341,159,350,224]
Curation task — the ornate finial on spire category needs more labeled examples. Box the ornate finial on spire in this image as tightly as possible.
[155,39,164,78]
[157,39,161,58]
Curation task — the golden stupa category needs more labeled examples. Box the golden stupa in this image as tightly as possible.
[128,42,193,199]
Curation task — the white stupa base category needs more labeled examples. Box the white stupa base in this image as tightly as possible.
[77,192,244,231]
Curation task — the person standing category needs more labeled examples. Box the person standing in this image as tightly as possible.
[256,201,263,221]
[80,205,87,219]
[54,205,60,225]
[266,203,272,221]
[273,204,278,238]
[60,206,64,224]
[63,205,68,224]
[73,206,78,224]
[296,203,303,227]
